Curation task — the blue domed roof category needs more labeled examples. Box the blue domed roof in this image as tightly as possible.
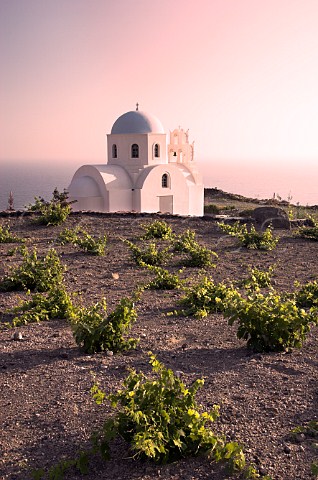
[111,110,165,134]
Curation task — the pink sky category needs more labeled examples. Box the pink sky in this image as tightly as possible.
[1,0,318,170]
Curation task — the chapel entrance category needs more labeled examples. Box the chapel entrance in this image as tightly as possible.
[159,195,173,214]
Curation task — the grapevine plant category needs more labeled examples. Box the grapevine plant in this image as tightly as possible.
[91,353,246,469]
[124,239,171,266]
[143,264,183,290]
[295,280,318,308]
[226,290,315,352]
[172,229,218,267]
[141,220,173,240]
[172,229,197,253]
[241,266,275,291]
[182,243,218,268]
[178,276,237,318]
[71,297,138,354]
[32,355,265,479]
[176,271,317,352]
[0,247,65,292]
[58,227,107,255]
[10,286,74,326]
[28,188,73,226]
[0,224,23,244]
[218,222,278,250]
[297,216,318,241]
[290,420,318,477]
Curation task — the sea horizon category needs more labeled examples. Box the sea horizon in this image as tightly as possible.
[0,160,317,211]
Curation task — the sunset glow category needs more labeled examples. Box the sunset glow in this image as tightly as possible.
[1,0,318,173]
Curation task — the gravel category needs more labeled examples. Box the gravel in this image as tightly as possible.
[0,213,317,480]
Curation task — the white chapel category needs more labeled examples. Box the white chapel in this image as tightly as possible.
[68,106,204,216]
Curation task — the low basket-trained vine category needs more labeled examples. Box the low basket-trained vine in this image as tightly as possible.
[143,264,184,290]
[296,216,318,241]
[0,224,24,244]
[295,280,318,308]
[28,188,73,226]
[218,222,279,250]
[31,354,269,480]
[182,243,218,268]
[178,276,237,318]
[71,297,138,354]
[290,420,318,477]
[124,239,171,266]
[91,353,246,469]
[58,226,107,255]
[10,286,75,326]
[241,266,275,291]
[172,229,197,253]
[172,229,218,267]
[141,220,173,240]
[226,290,316,352]
[0,247,65,292]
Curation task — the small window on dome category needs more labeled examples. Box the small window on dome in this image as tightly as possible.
[112,144,117,158]
[154,143,160,158]
[131,144,139,158]
[162,173,170,188]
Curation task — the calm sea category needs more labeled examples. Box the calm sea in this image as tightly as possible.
[0,162,79,211]
[0,160,317,211]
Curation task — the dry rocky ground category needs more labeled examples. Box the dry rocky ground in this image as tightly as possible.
[0,210,317,480]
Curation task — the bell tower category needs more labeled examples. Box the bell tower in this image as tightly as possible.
[168,128,194,164]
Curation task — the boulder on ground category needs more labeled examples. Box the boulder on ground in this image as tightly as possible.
[252,207,290,229]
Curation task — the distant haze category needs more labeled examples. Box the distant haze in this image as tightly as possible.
[0,160,317,212]
[0,0,317,199]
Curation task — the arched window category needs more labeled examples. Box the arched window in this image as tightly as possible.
[131,144,139,158]
[112,144,117,158]
[154,143,160,158]
[162,173,170,188]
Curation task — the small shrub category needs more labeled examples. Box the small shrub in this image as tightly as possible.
[71,297,138,354]
[291,420,318,438]
[58,227,107,255]
[311,462,318,477]
[11,286,74,326]
[172,229,218,268]
[182,244,218,268]
[218,222,278,250]
[31,452,90,480]
[124,240,170,266]
[58,227,79,244]
[241,266,275,291]
[141,220,173,240]
[28,188,73,226]
[173,229,197,253]
[226,290,315,352]
[297,216,318,241]
[91,353,245,469]
[290,420,318,477]
[178,276,238,318]
[0,224,23,243]
[144,265,183,290]
[204,204,220,214]
[0,247,65,292]
[295,280,318,309]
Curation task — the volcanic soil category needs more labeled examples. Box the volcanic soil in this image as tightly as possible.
[0,211,317,480]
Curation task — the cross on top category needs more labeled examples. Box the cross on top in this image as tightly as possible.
[136,102,139,111]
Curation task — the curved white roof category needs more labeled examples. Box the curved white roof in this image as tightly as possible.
[111,110,165,134]
[69,164,132,196]
[69,175,101,197]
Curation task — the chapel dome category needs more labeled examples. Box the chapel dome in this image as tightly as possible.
[111,110,165,134]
